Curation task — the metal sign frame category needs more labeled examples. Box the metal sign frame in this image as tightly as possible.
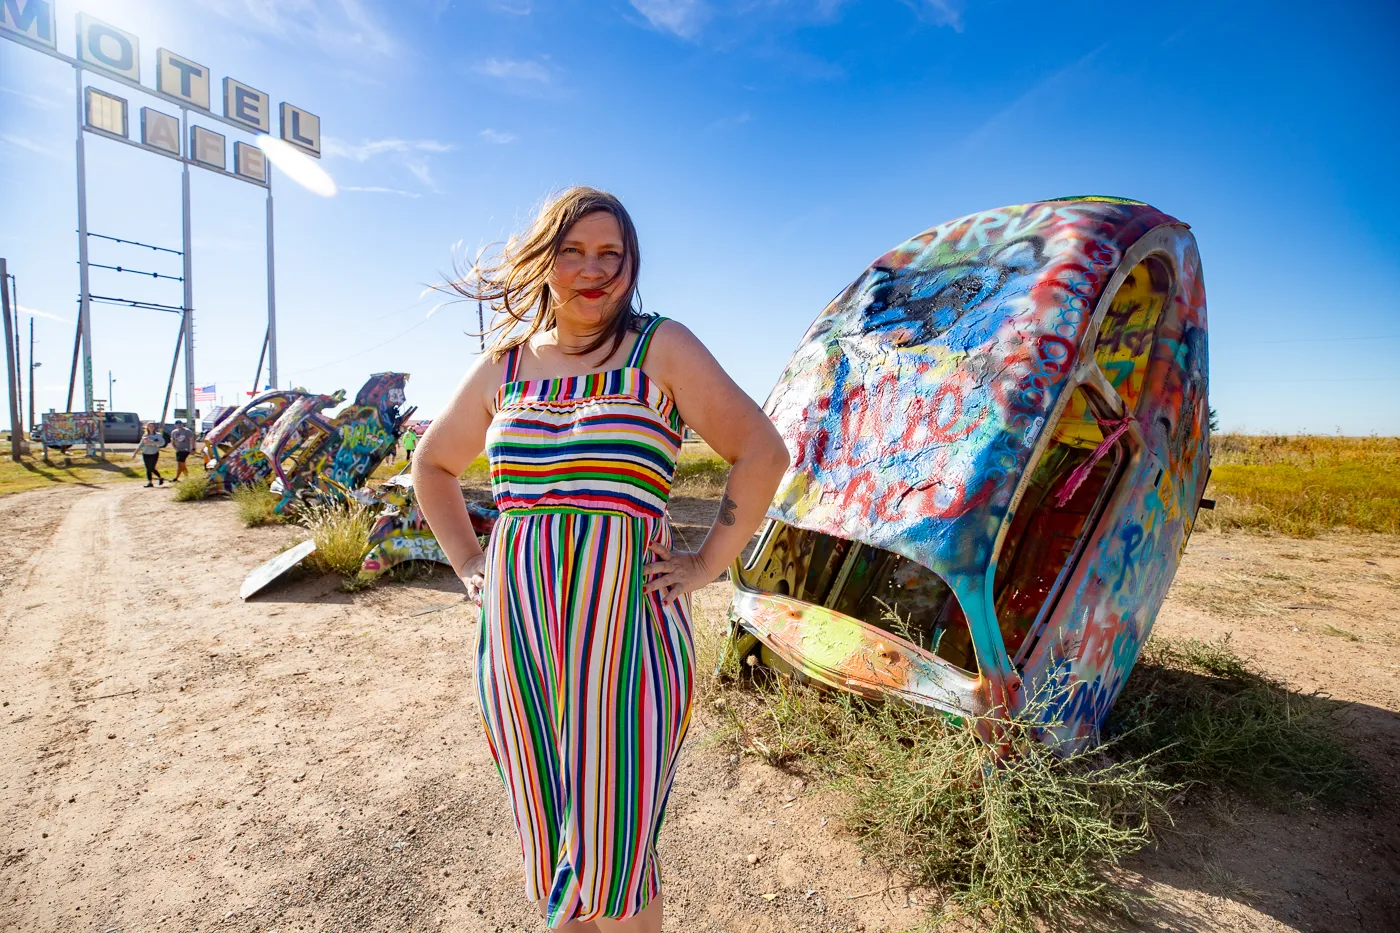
[0,6,322,426]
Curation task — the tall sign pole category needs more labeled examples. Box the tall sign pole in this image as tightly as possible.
[1,258,21,461]
[74,68,93,413]
[266,188,278,389]
[181,106,196,422]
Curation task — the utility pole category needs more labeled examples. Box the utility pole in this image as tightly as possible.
[28,317,39,433]
[108,370,115,410]
[11,274,21,433]
[1,258,21,461]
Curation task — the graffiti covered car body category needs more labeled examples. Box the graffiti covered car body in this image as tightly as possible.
[359,475,498,579]
[728,197,1210,747]
[204,390,306,493]
[264,373,415,513]
[39,412,100,456]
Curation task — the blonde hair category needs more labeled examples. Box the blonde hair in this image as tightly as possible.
[444,186,644,361]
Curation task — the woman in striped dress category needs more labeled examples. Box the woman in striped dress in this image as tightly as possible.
[414,187,789,932]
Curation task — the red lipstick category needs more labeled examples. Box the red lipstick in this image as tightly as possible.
[578,289,607,299]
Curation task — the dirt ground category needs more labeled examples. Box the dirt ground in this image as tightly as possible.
[1,483,1397,932]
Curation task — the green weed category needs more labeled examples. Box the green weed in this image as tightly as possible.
[716,673,1170,931]
[230,481,288,527]
[172,469,213,501]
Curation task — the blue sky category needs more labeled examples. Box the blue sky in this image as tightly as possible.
[2,0,1398,433]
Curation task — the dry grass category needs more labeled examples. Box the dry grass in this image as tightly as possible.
[710,619,1364,930]
[0,449,185,496]
[1201,434,1400,536]
[302,500,374,578]
[230,481,289,527]
[715,669,1170,931]
[171,469,213,501]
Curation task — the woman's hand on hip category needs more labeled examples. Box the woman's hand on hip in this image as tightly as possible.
[457,554,487,603]
[643,541,716,603]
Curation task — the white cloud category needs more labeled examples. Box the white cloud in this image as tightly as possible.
[322,136,452,193]
[897,0,964,30]
[629,0,710,39]
[471,57,553,84]
[18,304,69,323]
[1,134,58,157]
[0,85,62,111]
[197,0,397,57]
[323,137,455,161]
[479,128,518,145]
[402,159,438,191]
[344,186,423,198]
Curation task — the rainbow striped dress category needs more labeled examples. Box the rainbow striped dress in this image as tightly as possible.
[477,315,694,926]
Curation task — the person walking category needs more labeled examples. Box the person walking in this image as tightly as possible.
[413,187,789,932]
[169,420,195,482]
[399,424,417,463]
[133,422,165,487]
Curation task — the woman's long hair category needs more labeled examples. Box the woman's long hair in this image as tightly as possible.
[445,186,644,362]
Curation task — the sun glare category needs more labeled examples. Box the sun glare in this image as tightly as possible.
[256,136,337,197]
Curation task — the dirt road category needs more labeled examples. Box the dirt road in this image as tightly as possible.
[1,483,1397,931]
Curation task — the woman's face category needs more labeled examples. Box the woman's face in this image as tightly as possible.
[548,211,629,331]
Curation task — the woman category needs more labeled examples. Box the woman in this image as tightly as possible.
[134,422,165,487]
[414,187,789,932]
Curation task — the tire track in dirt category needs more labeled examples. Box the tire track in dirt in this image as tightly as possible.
[0,486,125,931]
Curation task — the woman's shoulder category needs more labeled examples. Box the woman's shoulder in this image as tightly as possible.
[644,316,703,357]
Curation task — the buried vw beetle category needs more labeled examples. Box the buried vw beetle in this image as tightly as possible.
[726,197,1210,747]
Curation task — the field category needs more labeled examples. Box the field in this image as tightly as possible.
[0,437,1396,931]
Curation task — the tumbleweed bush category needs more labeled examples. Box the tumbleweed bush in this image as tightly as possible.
[302,499,374,578]
[230,480,289,527]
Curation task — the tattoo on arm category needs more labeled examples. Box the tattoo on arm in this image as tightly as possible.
[718,494,738,527]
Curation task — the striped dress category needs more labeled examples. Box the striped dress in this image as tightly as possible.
[477,315,694,927]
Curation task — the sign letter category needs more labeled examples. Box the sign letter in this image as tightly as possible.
[223,78,270,133]
[77,13,139,81]
[157,49,211,110]
[234,142,267,183]
[84,87,128,137]
[279,102,321,158]
[190,125,226,171]
[141,107,181,156]
[1,0,56,49]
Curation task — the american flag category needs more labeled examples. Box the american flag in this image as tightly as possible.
[193,384,217,407]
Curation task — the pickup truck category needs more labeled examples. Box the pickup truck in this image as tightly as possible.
[100,411,144,444]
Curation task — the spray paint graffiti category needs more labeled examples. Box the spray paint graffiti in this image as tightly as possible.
[39,412,100,453]
[263,373,415,513]
[728,197,1210,748]
[204,389,306,493]
[359,475,497,578]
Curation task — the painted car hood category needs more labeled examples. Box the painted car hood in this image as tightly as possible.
[765,198,1180,582]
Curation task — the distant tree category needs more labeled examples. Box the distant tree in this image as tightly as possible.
[1208,406,1220,434]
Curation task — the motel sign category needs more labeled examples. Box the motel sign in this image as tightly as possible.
[2,2,322,171]
[1,0,323,416]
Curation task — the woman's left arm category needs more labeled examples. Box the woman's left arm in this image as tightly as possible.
[643,321,790,602]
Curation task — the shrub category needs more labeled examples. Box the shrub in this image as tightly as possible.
[231,481,287,527]
[302,499,373,578]
[172,470,212,501]
[717,674,1170,930]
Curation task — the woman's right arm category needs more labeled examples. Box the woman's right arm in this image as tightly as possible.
[411,356,501,597]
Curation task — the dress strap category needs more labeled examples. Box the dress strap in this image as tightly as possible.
[626,315,666,369]
[502,345,522,384]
